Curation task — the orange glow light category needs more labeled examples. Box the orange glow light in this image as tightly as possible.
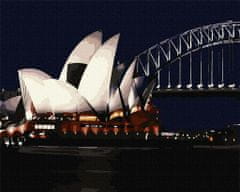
[144,127,150,133]
[91,127,99,135]
[209,136,214,142]
[81,127,89,136]
[153,126,159,136]
[103,127,109,135]
[113,127,119,135]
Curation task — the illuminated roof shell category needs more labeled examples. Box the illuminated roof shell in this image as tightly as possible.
[109,59,136,112]
[78,34,120,112]
[18,69,52,114]
[43,79,90,113]
[59,31,102,82]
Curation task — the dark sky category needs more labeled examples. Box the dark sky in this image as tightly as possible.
[1,1,240,131]
[1,1,240,89]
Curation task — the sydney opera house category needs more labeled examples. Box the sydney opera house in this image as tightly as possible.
[0,31,160,145]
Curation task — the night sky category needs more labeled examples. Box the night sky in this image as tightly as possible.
[1,1,240,131]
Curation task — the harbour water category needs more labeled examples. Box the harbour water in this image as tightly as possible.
[1,96,240,192]
[1,145,239,192]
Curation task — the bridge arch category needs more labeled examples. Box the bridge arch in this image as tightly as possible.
[135,20,240,90]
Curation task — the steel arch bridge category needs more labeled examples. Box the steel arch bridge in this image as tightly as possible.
[135,20,240,96]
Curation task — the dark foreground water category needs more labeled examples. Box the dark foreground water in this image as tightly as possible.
[1,146,239,192]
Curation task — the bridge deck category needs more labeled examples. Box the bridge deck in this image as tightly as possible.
[153,88,240,97]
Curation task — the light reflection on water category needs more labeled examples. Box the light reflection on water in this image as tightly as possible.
[1,146,239,192]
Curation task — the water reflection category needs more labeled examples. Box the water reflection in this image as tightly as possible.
[1,146,239,192]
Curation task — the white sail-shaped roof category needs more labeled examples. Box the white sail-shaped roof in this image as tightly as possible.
[110,63,126,96]
[78,34,120,112]
[23,76,51,113]
[109,59,136,112]
[143,79,156,109]
[19,79,33,120]
[18,69,52,114]
[59,31,103,82]
[18,68,51,80]
[3,96,21,112]
[43,79,90,113]
[128,76,145,110]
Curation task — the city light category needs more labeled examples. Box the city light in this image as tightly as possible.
[34,124,55,130]
[7,126,16,135]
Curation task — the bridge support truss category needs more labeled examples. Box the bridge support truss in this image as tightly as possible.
[136,21,240,92]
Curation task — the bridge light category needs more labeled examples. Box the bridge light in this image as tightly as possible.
[218,83,225,88]
[176,84,182,89]
[197,84,203,89]
[208,83,214,88]
[228,83,236,88]
[186,84,192,89]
